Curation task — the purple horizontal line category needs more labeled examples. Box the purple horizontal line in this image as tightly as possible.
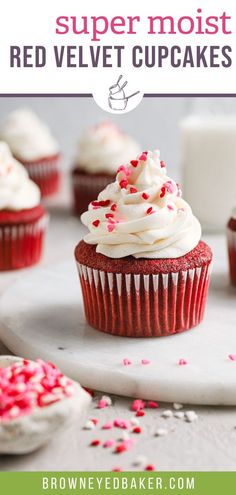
[0,93,235,97]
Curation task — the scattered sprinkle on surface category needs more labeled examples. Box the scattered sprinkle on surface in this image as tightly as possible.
[155,428,168,437]
[161,410,173,419]
[185,411,198,423]
[179,359,188,366]
[173,403,183,410]
[123,358,132,366]
[228,354,236,361]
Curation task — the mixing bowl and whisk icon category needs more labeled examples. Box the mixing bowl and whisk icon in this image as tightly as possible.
[108,75,140,111]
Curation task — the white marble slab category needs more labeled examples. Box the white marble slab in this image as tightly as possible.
[0,236,236,406]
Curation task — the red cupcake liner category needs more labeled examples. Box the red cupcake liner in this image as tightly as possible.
[0,214,48,271]
[72,173,114,215]
[76,261,212,338]
[19,154,61,197]
[227,228,236,286]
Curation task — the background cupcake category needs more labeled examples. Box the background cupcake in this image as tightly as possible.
[72,121,140,215]
[1,108,61,197]
[0,142,47,271]
[227,209,236,286]
[75,150,212,338]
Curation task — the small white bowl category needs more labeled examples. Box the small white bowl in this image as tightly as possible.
[0,355,91,454]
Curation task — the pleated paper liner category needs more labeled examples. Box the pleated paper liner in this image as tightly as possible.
[227,227,236,286]
[19,154,61,197]
[76,261,212,338]
[0,214,48,271]
[72,170,115,215]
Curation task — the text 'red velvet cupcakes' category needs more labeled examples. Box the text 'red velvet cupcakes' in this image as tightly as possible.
[0,142,48,271]
[72,122,140,215]
[75,150,213,338]
[227,212,236,286]
[1,108,61,197]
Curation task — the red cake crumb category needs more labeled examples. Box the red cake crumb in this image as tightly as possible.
[75,240,212,275]
[0,205,45,225]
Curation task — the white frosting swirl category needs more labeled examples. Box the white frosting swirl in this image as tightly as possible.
[0,142,41,211]
[75,122,140,174]
[1,109,59,161]
[81,150,201,259]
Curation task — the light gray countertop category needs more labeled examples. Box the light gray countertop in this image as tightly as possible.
[0,192,236,471]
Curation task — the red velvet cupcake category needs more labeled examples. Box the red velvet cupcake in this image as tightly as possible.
[1,108,61,197]
[0,142,48,271]
[75,150,212,338]
[72,122,140,215]
[227,213,236,286]
[17,153,61,197]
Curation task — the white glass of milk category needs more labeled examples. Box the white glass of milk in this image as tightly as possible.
[181,99,236,231]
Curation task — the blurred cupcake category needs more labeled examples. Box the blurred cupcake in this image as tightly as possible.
[72,122,140,215]
[75,150,212,338]
[0,142,47,271]
[227,209,236,286]
[1,108,61,197]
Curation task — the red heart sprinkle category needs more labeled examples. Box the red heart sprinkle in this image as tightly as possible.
[130,160,139,167]
[133,427,142,434]
[92,220,100,227]
[119,179,128,189]
[136,410,145,417]
[90,439,100,447]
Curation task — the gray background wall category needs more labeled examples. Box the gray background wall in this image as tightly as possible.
[0,97,190,180]
[0,96,235,181]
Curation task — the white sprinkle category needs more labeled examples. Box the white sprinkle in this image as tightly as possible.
[133,455,148,467]
[161,410,173,418]
[130,417,140,426]
[174,411,185,419]
[83,420,95,430]
[173,402,183,410]
[9,406,20,418]
[155,428,168,437]
[185,411,198,423]
[101,395,112,406]
[122,431,130,441]
[15,383,27,393]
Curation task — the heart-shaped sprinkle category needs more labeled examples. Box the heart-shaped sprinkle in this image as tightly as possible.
[119,179,128,189]
[92,220,100,228]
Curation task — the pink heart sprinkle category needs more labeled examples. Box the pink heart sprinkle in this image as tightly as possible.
[114,419,130,429]
[228,354,236,361]
[103,439,115,448]
[139,154,147,161]
[147,400,159,409]
[131,399,146,411]
[179,359,188,366]
[141,359,151,365]
[123,358,132,366]
[97,399,108,409]
[102,422,113,430]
